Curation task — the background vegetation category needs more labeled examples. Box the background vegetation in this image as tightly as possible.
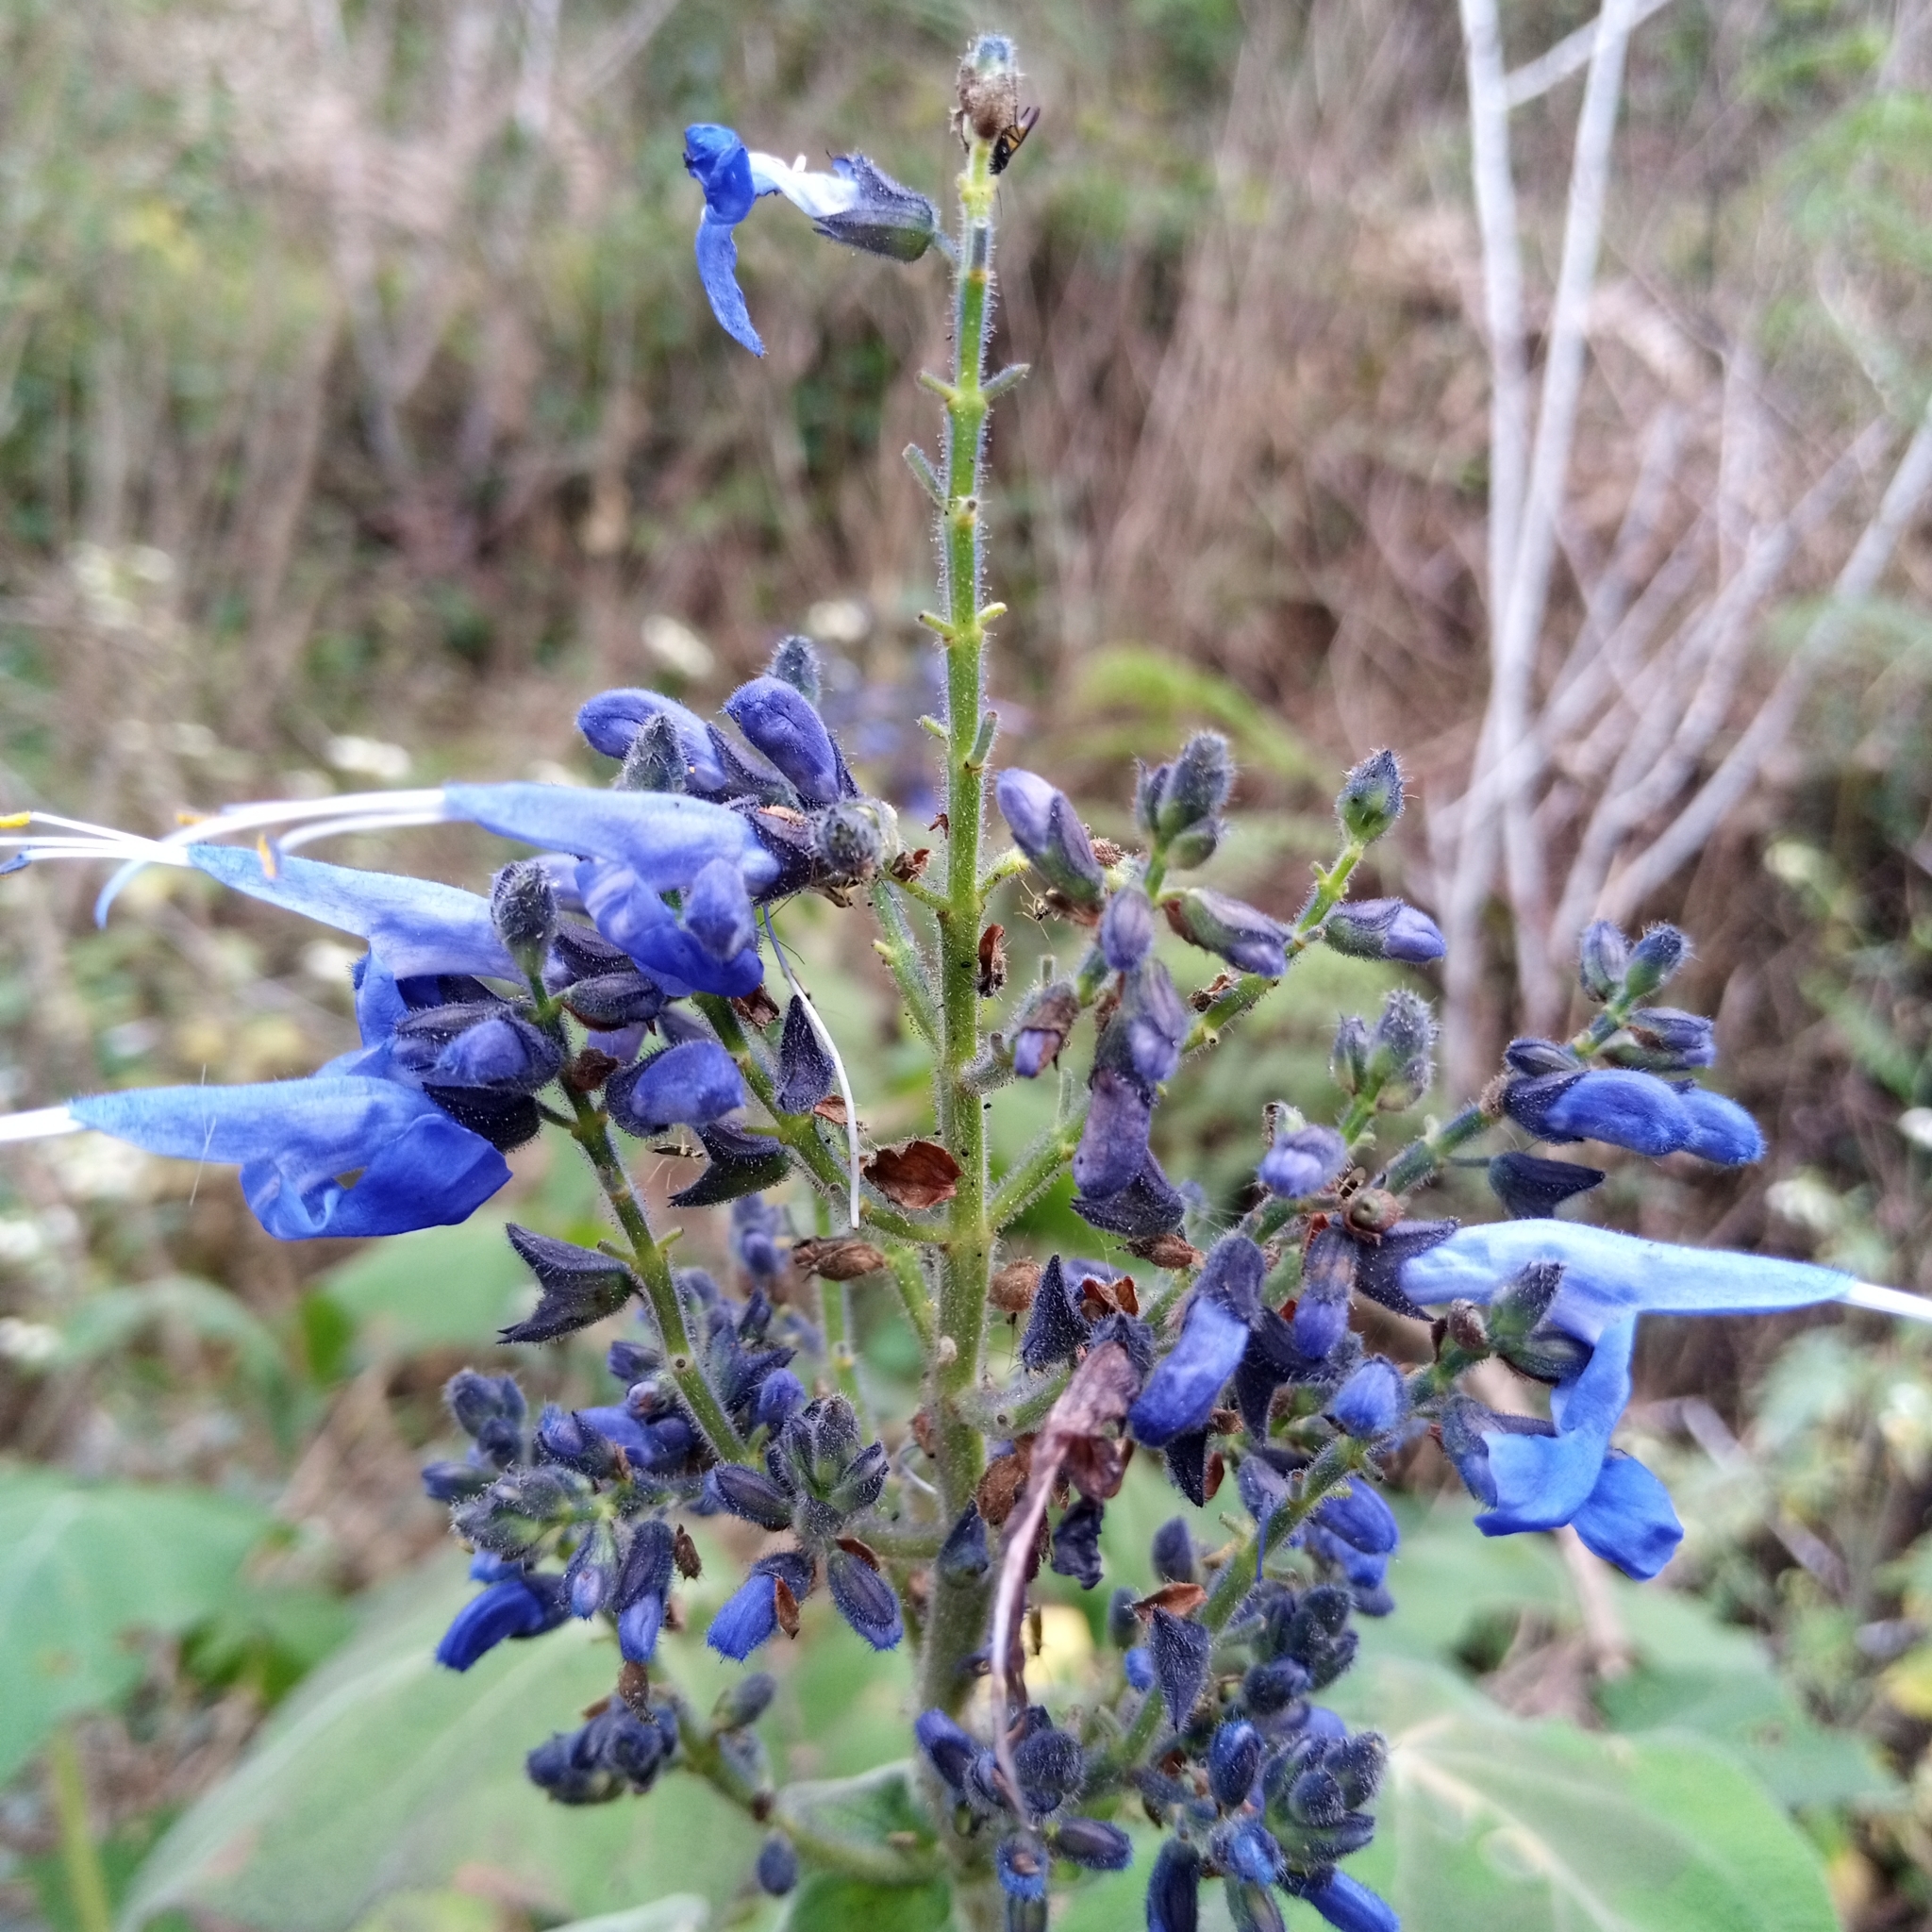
[7,0,1932,1925]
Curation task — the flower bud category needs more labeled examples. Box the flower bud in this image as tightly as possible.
[1577,919,1628,1003]
[1622,1006,1717,1069]
[769,633,822,703]
[1322,898,1444,964]
[1152,1516,1198,1583]
[1164,888,1288,978]
[617,713,688,793]
[1330,1015,1371,1094]
[957,31,1021,142]
[1073,1067,1154,1200]
[491,861,557,970]
[1208,1721,1264,1807]
[1010,981,1079,1078]
[995,769,1105,908]
[713,1672,777,1729]
[1100,886,1155,972]
[606,1040,747,1136]
[1155,732,1233,841]
[1094,961,1188,1089]
[756,1836,799,1897]
[392,1003,563,1093]
[1365,990,1435,1109]
[565,1520,618,1617]
[1328,1357,1408,1439]
[1623,923,1689,999]
[1336,750,1403,842]
[1051,1817,1133,1872]
[811,800,886,887]
[724,675,844,805]
[1258,1123,1347,1200]
[810,155,939,262]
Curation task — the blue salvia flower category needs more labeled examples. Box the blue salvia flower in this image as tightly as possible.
[1127,1235,1263,1447]
[579,688,729,790]
[1146,1839,1204,1932]
[684,125,938,356]
[1010,979,1079,1078]
[1327,1359,1407,1440]
[724,675,850,805]
[1073,1068,1154,1201]
[1297,1872,1401,1932]
[1071,1150,1188,1238]
[1164,887,1289,977]
[730,1192,790,1286]
[756,1836,799,1896]
[1100,886,1156,971]
[580,857,765,999]
[707,1550,816,1660]
[825,1544,904,1649]
[67,1077,510,1240]
[614,1520,676,1664]
[1504,1056,1763,1165]
[1094,960,1189,1090]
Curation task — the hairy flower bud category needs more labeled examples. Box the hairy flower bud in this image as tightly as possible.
[724,675,844,805]
[1365,990,1435,1109]
[1011,980,1079,1078]
[1164,888,1288,978]
[811,799,887,887]
[617,713,688,794]
[1623,923,1689,999]
[1328,1358,1408,1439]
[1336,750,1403,842]
[1259,1122,1348,1200]
[491,861,557,970]
[1322,898,1444,964]
[995,769,1105,909]
[769,633,822,702]
[1577,919,1628,1003]
[1100,886,1155,972]
[1153,732,1233,844]
[810,155,940,262]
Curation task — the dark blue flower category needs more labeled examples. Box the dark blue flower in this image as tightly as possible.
[606,1041,747,1137]
[578,689,728,790]
[1072,1150,1188,1238]
[70,1076,510,1241]
[1311,1479,1399,1556]
[995,769,1106,908]
[1258,1124,1347,1200]
[1486,1151,1605,1219]
[1328,1359,1407,1440]
[581,858,764,999]
[754,1368,806,1430]
[707,1550,815,1660]
[1208,1719,1264,1807]
[1095,961,1189,1089]
[1322,897,1444,963]
[190,845,514,981]
[914,1709,978,1791]
[1300,1871,1400,1932]
[1509,1065,1762,1165]
[1124,1645,1156,1692]
[1153,1517,1198,1582]
[1050,1817,1133,1871]
[1218,1819,1284,1885]
[1050,1496,1106,1589]
[724,675,847,804]
[756,1835,799,1896]
[1292,1224,1357,1358]
[435,1574,567,1670]
[826,1545,903,1650]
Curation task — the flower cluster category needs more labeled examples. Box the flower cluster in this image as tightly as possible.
[1,34,1916,1932]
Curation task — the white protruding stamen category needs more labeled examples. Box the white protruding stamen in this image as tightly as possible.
[761,909,863,1230]
[1847,1281,1932,1324]
[277,808,451,853]
[747,151,861,222]
[0,1107,81,1143]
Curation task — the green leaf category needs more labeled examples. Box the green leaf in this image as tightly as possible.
[774,1761,941,1884]
[0,1467,273,1783]
[313,1218,534,1361]
[118,1556,762,1932]
[346,1897,708,1932]
[779,1874,950,1932]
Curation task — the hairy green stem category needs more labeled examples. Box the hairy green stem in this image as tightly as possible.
[48,1725,112,1932]
[870,881,941,1047]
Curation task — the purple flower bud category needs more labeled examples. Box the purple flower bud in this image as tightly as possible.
[915,1709,978,1791]
[724,675,844,804]
[1293,1224,1355,1358]
[1013,1718,1085,1812]
[1322,897,1444,964]
[1155,732,1234,839]
[565,1521,618,1616]
[1164,888,1288,977]
[1311,1478,1399,1555]
[391,1004,563,1093]
[756,1836,799,1896]
[1146,1839,1202,1932]
[1074,1067,1155,1200]
[606,1040,747,1136]
[1101,886,1155,971]
[1301,1872,1400,1932]
[1208,1720,1264,1807]
[774,995,834,1114]
[1328,1357,1408,1439]
[994,769,1105,908]
[1578,919,1629,1002]
[1624,923,1689,998]
[1219,1819,1284,1886]
[714,1463,795,1530]
[1072,1151,1187,1239]
[1019,1256,1091,1370]
[1051,1816,1133,1871]
[754,1369,806,1430]
[577,688,726,790]
[560,970,665,1030]
[1124,1645,1157,1692]
[1337,749,1403,842]
[1095,960,1189,1089]
[1258,1124,1347,1200]
[1675,1085,1763,1164]
[1365,988,1435,1105]
[1152,1518,1197,1584]
[1537,1067,1689,1155]
[618,713,688,794]
[826,1546,903,1650]
[435,1575,567,1670]
[1011,979,1080,1077]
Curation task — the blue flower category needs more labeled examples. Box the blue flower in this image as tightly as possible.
[1050,1817,1134,1871]
[685,126,938,356]
[913,1708,978,1791]
[1073,1068,1154,1201]
[707,1550,815,1660]
[1164,887,1290,977]
[995,1833,1049,1902]
[70,1076,510,1240]
[1402,1220,1852,1572]
[1311,1479,1399,1556]
[1095,960,1189,1089]
[190,845,514,981]
[436,1574,568,1671]
[1071,1149,1188,1239]
[1208,1719,1264,1807]
[578,689,729,790]
[1128,1242,1260,1447]
[1328,1358,1407,1440]
[1146,1839,1203,1932]
[1299,1872,1400,1932]
[756,1835,799,1896]
[579,858,764,998]
[1507,1064,1763,1165]
[1101,887,1155,971]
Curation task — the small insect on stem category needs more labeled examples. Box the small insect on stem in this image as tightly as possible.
[991,105,1040,175]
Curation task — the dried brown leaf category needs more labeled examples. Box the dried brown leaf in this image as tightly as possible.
[774,1575,801,1639]
[864,1140,962,1210]
[1135,1581,1208,1620]
[990,1258,1042,1313]
[1128,1233,1204,1271]
[731,988,782,1029]
[791,1236,888,1281]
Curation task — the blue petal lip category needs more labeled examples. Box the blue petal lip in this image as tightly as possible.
[579,860,766,999]
[442,782,778,895]
[1568,1450,1683,1579]
[1127,1295,1249,1447]
[1303,1870,1400,1932]
[695,207,764,356]
[70,1076,510,1240]
[683,123,757,221]
[1397,1219,1851,1341]
[1542,1067,1690,1155]
[190,846,514,981]
[435,1577,558,1670]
